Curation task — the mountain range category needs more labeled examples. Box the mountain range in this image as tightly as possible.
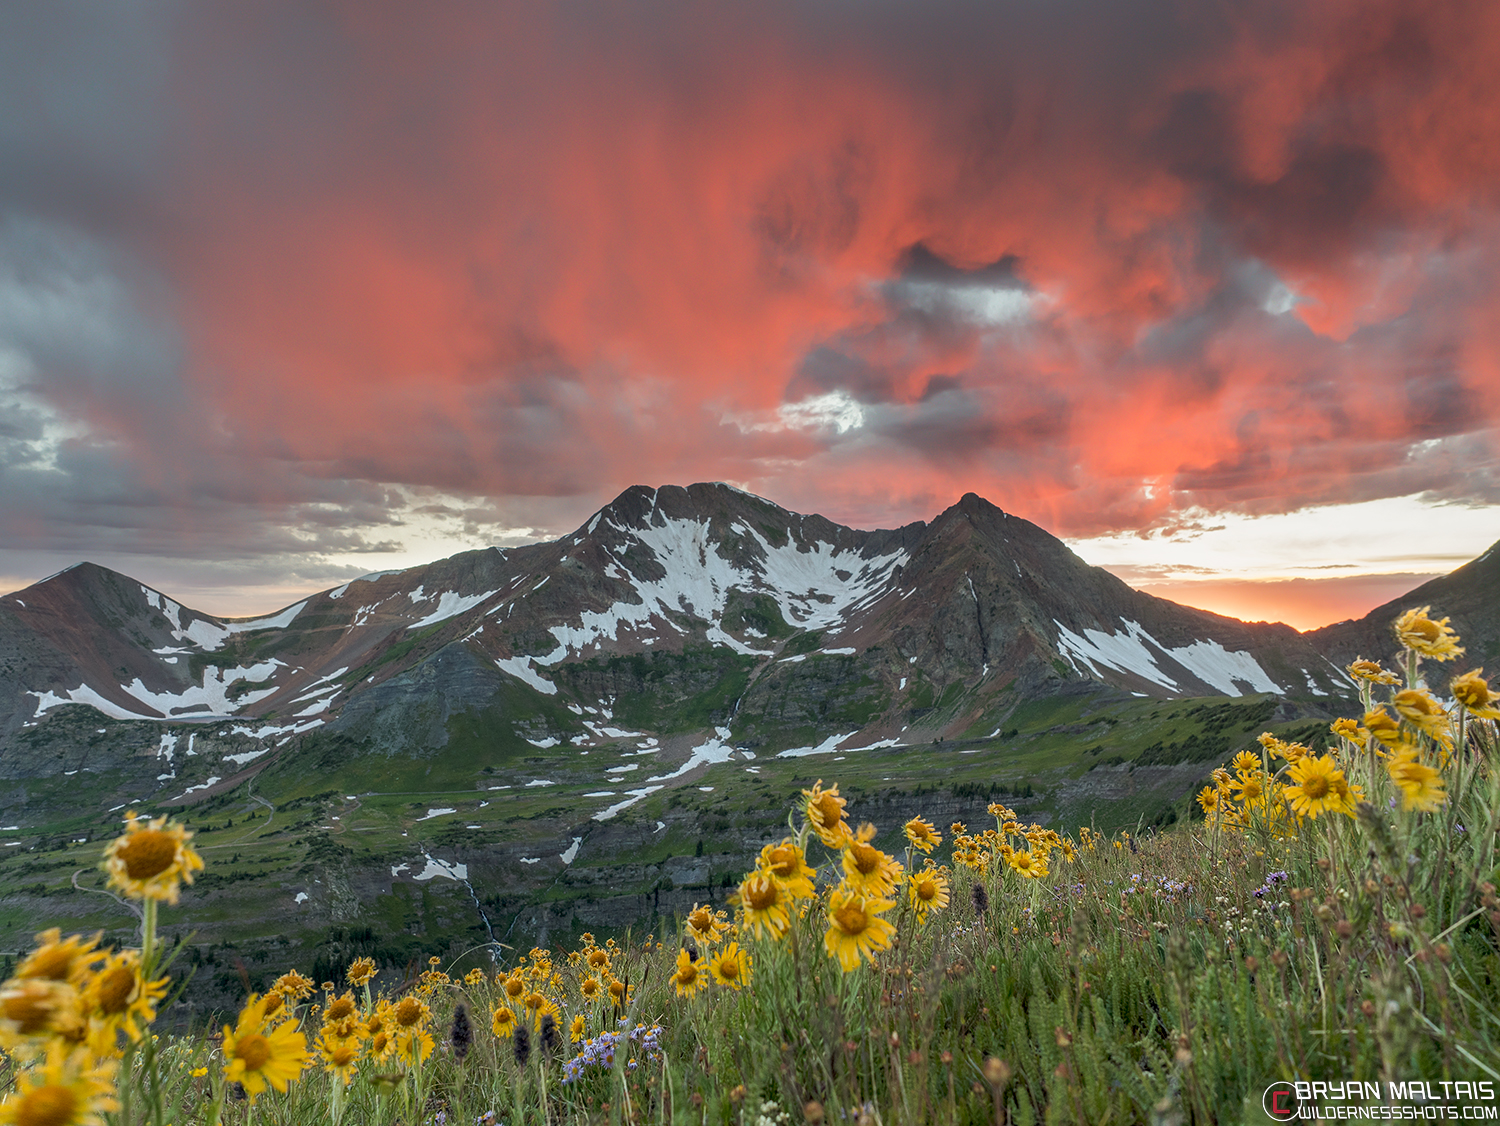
[13,482,1481,761]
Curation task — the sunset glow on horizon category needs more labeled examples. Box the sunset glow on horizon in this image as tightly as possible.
[2,1,1498,628]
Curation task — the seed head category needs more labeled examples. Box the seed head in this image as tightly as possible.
[512,1024,530,1066]
[971,883,989,915]
[982,1057,1011,1087]
[450,1002,472,1062]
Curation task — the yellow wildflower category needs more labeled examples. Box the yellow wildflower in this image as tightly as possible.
[101,813,204,904]
[1450,669,1500,720]
[731,873,790,941]
[0,1043,117,1126]
[823,887,895,972]
[1392,689,1454,748]
[707,943,751,989]
[1347,659,1401,685]
[903,816,942,853]
[1283,755,1354,819]
[802,780,852,848]
[1394,607,1463,661]
[1388,752,1446,812]
[221,995,308,1103]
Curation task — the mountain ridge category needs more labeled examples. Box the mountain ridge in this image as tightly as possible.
[9,483,1488,776]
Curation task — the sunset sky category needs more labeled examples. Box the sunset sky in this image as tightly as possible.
[3,1,1498,631]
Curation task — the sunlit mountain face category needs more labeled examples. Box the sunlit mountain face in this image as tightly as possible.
[2,2,1498,635]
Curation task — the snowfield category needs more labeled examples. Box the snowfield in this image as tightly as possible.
[1054,619,1282,697]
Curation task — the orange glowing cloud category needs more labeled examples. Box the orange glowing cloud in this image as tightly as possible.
[4,0,1497,625]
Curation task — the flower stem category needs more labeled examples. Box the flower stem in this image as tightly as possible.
[141,897,158,970]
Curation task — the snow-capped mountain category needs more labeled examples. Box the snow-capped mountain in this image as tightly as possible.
[2,483,1487,769]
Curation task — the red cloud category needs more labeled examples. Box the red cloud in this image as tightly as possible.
[44,0,1495,559]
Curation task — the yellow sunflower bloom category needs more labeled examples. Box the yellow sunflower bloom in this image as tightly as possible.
[1388,752,1446,812]
[841,824,902,897]
[0,978,83,1057]
[568,1013,586,1042]
[731,873,790,940]
[16,930,101,988]
[757,839,817,900]
[1392,689,1455,748]
[490,1006,515,1037]
[1330,717,1368,747]
[272,970,315,1000]
[393,996,429,1032]
[0,1043,117,1126]
[1394,607,1464,662]
[683,904,728,947]
[585,947,611,972]
[81,949,168,1054]
[1231,770,1267,807]
[823,887,896,973]
[707,943,751,989]
[222,995,308,1103]
[322,992,359,1028]
[1362,708,1408,751]
[101,812,204,905]
[1283,754,1354,819]
[903,816,942,854]
[669,949,702,998]
[319,1031,362,1085]
[395,1026,434,1065]
[345,957,377,987]
[1449,669,1500,720]
[908,869,950,921]
[503,973,526,1000]
[363,1001,391,1039]
[802,779,852,848]
[1196,786,1220,815]
[579,976,602,1002]
[521,991,561,1029]
[1008,849,1047,879]
[1347,659,1401,685]
[367,1028,394,1060]
[1231,750,1261,775]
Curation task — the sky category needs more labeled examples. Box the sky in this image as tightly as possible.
[2,0,1498,632]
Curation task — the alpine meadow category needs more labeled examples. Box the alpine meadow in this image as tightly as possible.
[6,1,1500,1123]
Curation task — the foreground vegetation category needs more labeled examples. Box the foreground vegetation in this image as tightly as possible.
[2,607,1498,1124]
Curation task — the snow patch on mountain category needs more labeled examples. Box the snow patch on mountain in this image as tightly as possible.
[29,685,143,721]
[495,655,558,694]
[1054,620,1282,697]
[776,731,859,758]
[592,786,664,821]
[117,660,286,717]
[409,590,498,630]
[412,854,467,881]
[291,668,348,701]
[506,513,906,668]
[646,727,737,781]
[157,601,309,652]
